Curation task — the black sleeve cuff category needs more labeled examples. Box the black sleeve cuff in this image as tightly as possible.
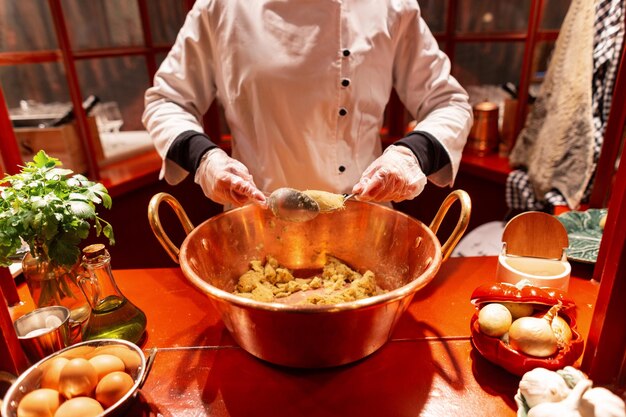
[394,131,450,176]
[166,130,218,174]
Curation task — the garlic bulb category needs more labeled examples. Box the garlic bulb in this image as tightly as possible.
[519,368,571,408]
[557,366,588,389]
[518,366,626,417]
[579,387,626,417]
[527,379,592,417]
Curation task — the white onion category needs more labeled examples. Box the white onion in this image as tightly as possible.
[551,316,573,348]
[501,302,534,320]
[478,303,512,337]
[509,316,558,357]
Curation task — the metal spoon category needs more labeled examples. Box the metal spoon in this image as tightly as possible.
[267,187,320,222]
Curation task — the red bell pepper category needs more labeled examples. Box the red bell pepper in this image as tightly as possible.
[469,281,583,376]
[470,281,575,310]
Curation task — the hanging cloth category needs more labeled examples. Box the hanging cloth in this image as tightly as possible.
[591,0,625,145]
[508,0,596,210]
[506,0,625,213]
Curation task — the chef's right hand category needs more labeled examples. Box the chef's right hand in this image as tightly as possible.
[352,145,427,202]
[194,148,266,207]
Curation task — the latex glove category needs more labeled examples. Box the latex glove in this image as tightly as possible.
[352,145,427,202]
[194,148,266,207]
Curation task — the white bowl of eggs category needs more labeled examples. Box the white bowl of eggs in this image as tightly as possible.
[2,339,152,417]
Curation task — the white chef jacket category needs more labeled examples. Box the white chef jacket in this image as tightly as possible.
[142,0,472,195]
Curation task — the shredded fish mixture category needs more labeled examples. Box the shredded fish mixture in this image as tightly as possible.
[302,190,346,212]
[235,256,383,305]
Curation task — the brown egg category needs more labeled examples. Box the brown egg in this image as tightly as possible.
[58,345,96,359]
[58,358,98,399]
[40,357,69,391]
[54,397,103,417]
[91,346,141,374]
[16,388,61,417]
[95,371,135,408]
[88,354,125,381]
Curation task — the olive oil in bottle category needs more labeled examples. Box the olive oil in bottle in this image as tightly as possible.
[79,244,147,344]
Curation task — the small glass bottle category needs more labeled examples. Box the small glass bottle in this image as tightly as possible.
[79,244,147,344]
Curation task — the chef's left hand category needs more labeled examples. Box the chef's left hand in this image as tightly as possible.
[352,145,427,202]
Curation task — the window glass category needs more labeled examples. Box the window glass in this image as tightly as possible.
[148,0,187,45]
[0,2,57,51]
[2,63,76,172]
[541,0,571,29]
[0,63,69,109]
[75,57,150,131]
[61,0,143,49]
[418,0,446,34]
[456,0,531,33]
[452,41,525,88]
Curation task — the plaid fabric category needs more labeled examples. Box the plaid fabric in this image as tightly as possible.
[505,170,567,212]
[592,0,624,144]
[506,0,625,213]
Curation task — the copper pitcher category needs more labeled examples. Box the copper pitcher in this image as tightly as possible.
[468,101,499,156]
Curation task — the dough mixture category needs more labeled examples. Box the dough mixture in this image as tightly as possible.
[302,190,346,212]
[235,256,384,305]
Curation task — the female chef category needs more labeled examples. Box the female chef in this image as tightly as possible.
[142,0,472,208]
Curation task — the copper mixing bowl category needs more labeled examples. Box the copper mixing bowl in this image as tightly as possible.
[148,190,471,368]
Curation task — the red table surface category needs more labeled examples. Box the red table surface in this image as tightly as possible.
[14,256,600,416]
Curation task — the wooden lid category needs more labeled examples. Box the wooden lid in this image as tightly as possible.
[502,211,569,259]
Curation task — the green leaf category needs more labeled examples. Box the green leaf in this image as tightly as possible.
[66,177,80,188]
[0,151,115,266]
[32,197,49,210]
[75,220,91,239]
[49,236,81,266]
[45,168,74,180]
[100,193,112,209]
[41,217,59,241]
[103,223,115,245]
[68,201,95,219]
[69,193,89,201]
[33,150,61,168]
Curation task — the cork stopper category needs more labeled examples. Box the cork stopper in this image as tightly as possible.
[82,243,106,260]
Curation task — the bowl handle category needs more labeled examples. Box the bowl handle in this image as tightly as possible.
[428,189,472,262]
[148,193,195,264]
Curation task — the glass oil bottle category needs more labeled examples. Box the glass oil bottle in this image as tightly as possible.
[79,244,147,344]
